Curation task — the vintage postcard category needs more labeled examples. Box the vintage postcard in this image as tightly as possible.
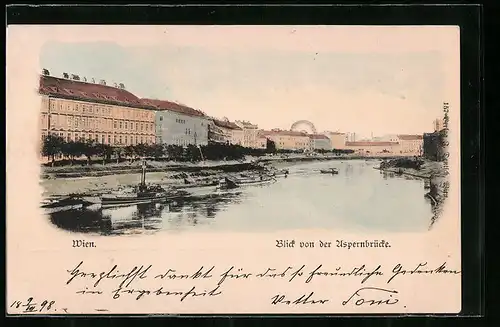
[7,25,461,315]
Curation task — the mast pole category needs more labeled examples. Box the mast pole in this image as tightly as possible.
[141,159,146,186]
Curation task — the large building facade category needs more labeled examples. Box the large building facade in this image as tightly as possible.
[212,119,244,146]
[207,120,227,144]
[345,141,400,154]
[39,74,156,146]
[261,130,309,151]
[308,134,332,151]
[235,120,259,148]
[396,134,423,155]
[146,99,210,147]
[322,131,346,149]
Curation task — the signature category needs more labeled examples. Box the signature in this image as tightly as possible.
[271,292,329,305]
[341,287,399,306]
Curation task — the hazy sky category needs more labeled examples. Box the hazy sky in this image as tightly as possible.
[38,26,457,137]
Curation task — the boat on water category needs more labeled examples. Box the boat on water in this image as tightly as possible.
[100,160,168,206]
[176,177,220,189]
[320,168,339,175]
[101,186,167,206]
[220,174,276,190]
[266,168,289,178]
[41,196,85,213]
[171,177,221,196]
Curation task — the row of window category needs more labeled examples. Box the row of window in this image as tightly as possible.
[158,116,207,127]
[42,132,154,145]
[43,98,154,120]
[42,114,154,133]
[277,141,308,147]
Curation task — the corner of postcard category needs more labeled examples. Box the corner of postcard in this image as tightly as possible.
[7,25,461,315]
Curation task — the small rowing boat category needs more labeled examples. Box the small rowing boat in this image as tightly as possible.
[320,168,339,175]
[267,168,289,178]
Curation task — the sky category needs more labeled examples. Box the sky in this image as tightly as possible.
[37,26,459,138]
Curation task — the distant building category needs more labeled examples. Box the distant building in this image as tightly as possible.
[207,121,227,144]
[38,73,156,146]
[345,141,400,154]
[377,134,400,142]
[433,118,445,132]
[145,99,209,147]
[256,134,268,149]
[212,119,244,145]
[308,134,332,151]
[260,130,309,151]
[372,134,423,155]
[235,120,259,148]
[345,132,357,142]
[396,134,424,155]
[323,131,345,149]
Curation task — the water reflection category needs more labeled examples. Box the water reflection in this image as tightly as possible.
[48,160,435,235]
[49,191,243,236]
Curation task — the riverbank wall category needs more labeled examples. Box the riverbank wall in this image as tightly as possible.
[39,155,418,197]
[374,160,448,207]
[41,154,411,180]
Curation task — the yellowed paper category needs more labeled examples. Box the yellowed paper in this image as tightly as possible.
[6,25,461,315]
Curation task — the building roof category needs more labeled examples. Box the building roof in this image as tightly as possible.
[324,131,345,135]
[235,120,258,129]
[212,119,242,130]
[309,134,330,140]
[141,98,206,117]
[397,134,423,140]
[260,130,308,137]
[38,75,156,110]
[346,141,399,147]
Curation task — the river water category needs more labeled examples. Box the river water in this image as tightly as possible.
[48,160,434,235]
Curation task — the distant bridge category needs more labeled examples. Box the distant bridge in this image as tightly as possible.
[290,120,317,134]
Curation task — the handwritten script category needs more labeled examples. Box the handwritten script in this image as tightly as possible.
[59,260,461,309]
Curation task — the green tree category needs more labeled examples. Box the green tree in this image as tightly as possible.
[82,140,98,165]
[133,143,148,158]
[150,144,165,160]
[185,144,202,162]
[166,145,183,161]
[41,134,65,166]
[113,146,125,164]
[124,145,136,162]
[65,141,86,165]
[95,143,114,165]
[266,138,277,153]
